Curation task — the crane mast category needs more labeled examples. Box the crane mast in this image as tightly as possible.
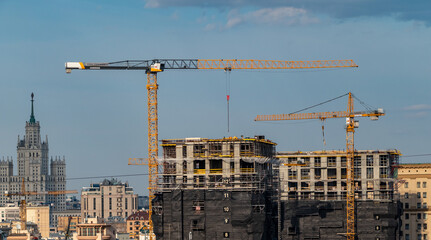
[65,58,358,239]
[255,92,384,239]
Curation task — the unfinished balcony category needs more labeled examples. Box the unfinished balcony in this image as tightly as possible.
[209,159,222,174]
[193,160,205,175]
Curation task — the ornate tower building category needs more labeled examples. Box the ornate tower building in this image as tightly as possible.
[0,93,67,211]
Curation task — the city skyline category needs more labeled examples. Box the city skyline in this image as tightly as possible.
[0,0,430,196]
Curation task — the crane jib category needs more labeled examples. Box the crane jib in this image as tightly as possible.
[65,59,357,71]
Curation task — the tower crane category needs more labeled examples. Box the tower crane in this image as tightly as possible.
[4,177,77,230]
[255,92,384,240]
[65,58,358,238]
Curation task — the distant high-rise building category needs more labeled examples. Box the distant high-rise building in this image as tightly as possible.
[0,93,66,211]
[137,196,149,210]
[81,179,138,220]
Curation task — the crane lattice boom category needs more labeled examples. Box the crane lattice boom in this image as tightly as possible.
[66,59,357,71]
[255,110,383,121]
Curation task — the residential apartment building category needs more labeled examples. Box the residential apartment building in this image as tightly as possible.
[277,150,401,201]
[73,217,116,240]
[52,209,81,229]
[81,179,138,219]
[26,205,50,239]
[58,215,81,234]
[398,164,431,240]
[154,136,277,239]
[0,203,20,222]
[126,210,149,239]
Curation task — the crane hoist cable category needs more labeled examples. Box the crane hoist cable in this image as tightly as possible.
[321,119,326,146]
[225,67,232,132]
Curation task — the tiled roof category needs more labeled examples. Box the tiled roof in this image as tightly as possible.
[126,211,149,221]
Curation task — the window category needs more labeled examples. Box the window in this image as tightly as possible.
[424,203,427,208]
[425,224,428,230]
[328,157,336,167]
[405,182,409,188]
[193,201,205,211]
[354,156,361,167]
[314,157,321,167]
[405,234,410,240]
[405,203,409,209]
[405,193,409,199]
[379,168,388,178]
[424,213,428,219]
[418,182,421,188]
[418,192,422,198]
[379,155,388,166]
[125,198,128,210]
[109,198,112,210]
[424,182,428,188]
[418,202,422,209]
[354,168,361,178]
[418,213,422,219]
[341,157,347,166]
[418,234,423,240]
[424,192,427,198]
[405,224,410,230]
[366,155,374,166]
[367,168,374,179]
[93,198,96,210]
[425,234,428,240]
[405,213,409,219]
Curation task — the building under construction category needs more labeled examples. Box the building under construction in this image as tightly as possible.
[152,136,402,239]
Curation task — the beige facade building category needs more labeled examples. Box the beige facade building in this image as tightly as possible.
[278,150,401,201]
[58,215,81,233]
[126,210,149,239]
[26,205,50,239]
[0,203,20,222]
[398,164,431,240]
[73,217,116,240]
[81,179,138,220]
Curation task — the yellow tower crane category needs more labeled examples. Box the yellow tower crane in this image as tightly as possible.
[5,177,78,230]
[254,92,384,240]
[65,58,358,238]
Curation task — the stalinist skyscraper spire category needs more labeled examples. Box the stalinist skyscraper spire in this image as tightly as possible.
[0,93,66,211]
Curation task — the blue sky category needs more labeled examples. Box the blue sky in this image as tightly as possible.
[0,0,430,195]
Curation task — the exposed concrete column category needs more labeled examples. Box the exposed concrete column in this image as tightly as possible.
[222,143,229,156]
[222,159,230,178]
[176,145,183,184]
[186,145,194,188]
[323,166,328,200]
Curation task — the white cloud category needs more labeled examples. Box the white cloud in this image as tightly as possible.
[145,0,160,8]
[224,7,319,29]
[204,23,217,31]
[403,104,431,111]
